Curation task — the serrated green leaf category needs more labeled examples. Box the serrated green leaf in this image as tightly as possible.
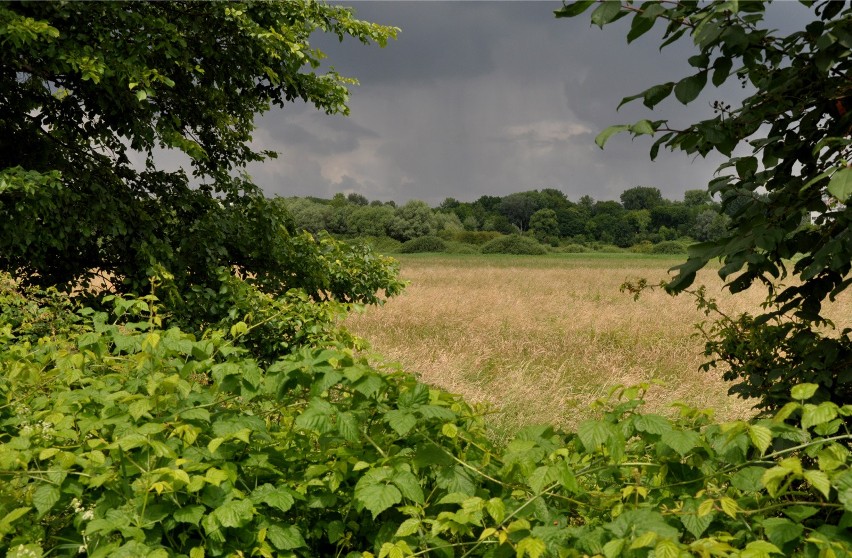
[719,496,739,518]
[337,411,360,442]
[295,398,335,433]
[802,402,839,429]
[630,531,657,549]
[252,484,295,512]
[174,505,205,525]
[267,524,307,550]
[603,538,625,558]
[803,469,831,499]
[828,166,852,202]
[595,125,629,149]
[680,499,714,538]
[783,505,819,522]
[748,425,773,455]
[385,410,417,436]
[32,485,60,516]
[741,540,782,557]
[392,469,425,504]
[762,517,803,547]
[762,466,791,497]
[731,466,767,492]
[578,420,611,450]
[211,499,254,528]
[355,482,402,518]
[634,414,671,435]
[790,383,819,400]
[655,539,680,558]
[395,517,420,537]
[661,429,700,456]
[516,536,547,558]
[485,498,505,523]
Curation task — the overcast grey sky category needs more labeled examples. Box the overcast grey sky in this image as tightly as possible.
[246,1,809,206]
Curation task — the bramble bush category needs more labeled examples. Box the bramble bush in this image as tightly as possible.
[2,274,852,557]
[480,235,548,256]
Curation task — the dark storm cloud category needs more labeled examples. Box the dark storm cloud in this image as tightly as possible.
[248,1,809,206]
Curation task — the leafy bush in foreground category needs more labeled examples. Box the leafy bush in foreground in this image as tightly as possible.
[480,235,547,255]
[2,279,851,557]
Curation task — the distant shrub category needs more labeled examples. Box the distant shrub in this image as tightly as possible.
[629,241,654,253]
[448,230,503,245]
[480,234,547,255]
[593,243,624,253]
[651,240,688,254]
[444,242,479,254]
[360,235,403,254]
[400,235,447,253]
[557,243,588,253]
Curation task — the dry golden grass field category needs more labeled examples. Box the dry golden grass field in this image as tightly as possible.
[346,253,852,440]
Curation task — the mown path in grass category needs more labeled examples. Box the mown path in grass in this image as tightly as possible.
[347,253,851,440]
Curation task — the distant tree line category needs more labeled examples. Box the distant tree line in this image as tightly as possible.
[277,186,738,252]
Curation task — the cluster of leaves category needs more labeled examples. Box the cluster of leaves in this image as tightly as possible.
[557,0,852,409]
[3,276,851,557]
[0,2,399,301]
[284,186,731,251]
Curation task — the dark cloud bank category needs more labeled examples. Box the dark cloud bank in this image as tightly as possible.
[247,1,810,206]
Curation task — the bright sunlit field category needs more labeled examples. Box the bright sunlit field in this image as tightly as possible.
[346,253,852,441]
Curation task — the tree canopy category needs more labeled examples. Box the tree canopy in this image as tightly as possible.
[558,0,852,408]
[0,1,398,299]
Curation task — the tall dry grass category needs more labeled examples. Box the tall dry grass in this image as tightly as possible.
[346,254,851,440]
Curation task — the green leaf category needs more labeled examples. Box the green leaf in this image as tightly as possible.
[674,72,707,104]
[337,411,360,442]
[358,483,402,518]
[712,56,733,86]
[554,0,596,18]
[731,467,767,492]
[395,517,420,537]
[516,536,547,558]
[32,485,61,517]
[211,499,254,528]
[603,539,625,558]
[629,119,656,136]
[174,505,205,526]
[748,425,772,455]
[267,524,307,550]
[783,505,819,522]
[655,539,680,558]
[295,398,335,433]
[590,1,622,28]
[680,499,714,538]
[643,82,674,109]
[790,383,819,400]
[827,167,852,202]
[392,469,425,504]
[803,469,831,499]
[251,484,295,512]
[801,402,838,429]
[385,410,417,436]
[595,125,629,148]
[740,540,782,558]
[577,420,611,450]
[761,518,803,547]
[661,429,701,456]
[634,414,671,435]
[762,466,791,497]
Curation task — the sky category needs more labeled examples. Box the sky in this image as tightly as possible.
[245,1,809,206]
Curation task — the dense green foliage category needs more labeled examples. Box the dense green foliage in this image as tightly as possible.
[3,0,852,556]
[3,278,852,558]
[0,1,398,304]
[559,0,852,410]
[480,236,549,256]
[281,185,728,252]
[399,236,448,254]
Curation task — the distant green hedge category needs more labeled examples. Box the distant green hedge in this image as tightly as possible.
[480,234,547,255]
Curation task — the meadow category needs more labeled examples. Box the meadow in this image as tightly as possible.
[347,253,852,440]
